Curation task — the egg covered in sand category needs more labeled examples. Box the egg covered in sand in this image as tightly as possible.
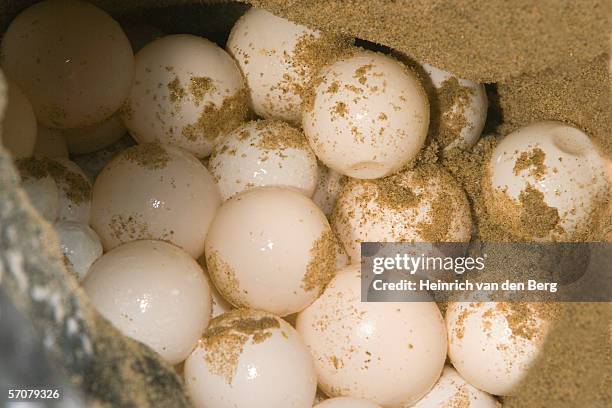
[332,164,471,262]
[184,309,317,408]
[91,143,220,258]
[446,302,555,396]
[297,264,447,407]
[208,120,318,200]
[303,50,429,179]
[227,8,350,124]
[483,121,608,241]
[205,186,336,316]
[122,34,248,158]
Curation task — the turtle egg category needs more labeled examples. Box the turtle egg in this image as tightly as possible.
[122,34,248,158]
[17,157,91,223]
[315,397,382,408]
[227,8,349,124]
[34,126,69,158]
[302,50,429,179]
[483,121,608,241]
[205,187,336,316]
[1,80,37,159]
[312,163,347,217]
[91,143,221,258]
[184,309,317,408]
[208,119,318,200]
[54,220,102,280]
[62,112,126,155]
[412,365,499,408]
[1,0,134,128]
[296,264,447,407]
[332,164,471,262]
[446,302,554,396]
[422,63,487,151]
[84,240,212,364]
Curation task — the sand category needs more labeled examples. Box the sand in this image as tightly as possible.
[250,0,610,82]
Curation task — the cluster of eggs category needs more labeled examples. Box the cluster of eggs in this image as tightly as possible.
[1,1,609,407]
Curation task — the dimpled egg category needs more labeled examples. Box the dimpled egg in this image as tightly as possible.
[446,302,554,396]
[315,397,382,408]
[302,50,429,179]
[1,0,134,128]
[332,164,471,262]
[122,34,248,158]
[412,365,499,408]
[296,264,447,407]
[422,63,487,150]
[483,121,608,241]
[205,187,336,316]
[54,220,102,280]
[184,309,317,408]
[1,80,37,159]
[227,8,349,124]
[91,143,220,258]
[209,120,318,200]
[62,113,126,154]
[84,240,212,364]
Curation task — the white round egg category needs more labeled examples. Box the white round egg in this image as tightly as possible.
[1,80,37,159]
[332,164,472,262]
[34,126,69,158]
[62,112,126,154]
[422,63,487,151]
[54,220,102,280]
[483,121,608,241]
[315,397,382,408]
[303,50,429,179]
[184,309,317,408]
[83,240,212,364]
[227,8,349,124]
[412,365,499,408]
[122,34,248,158]
[208,120,318,200]
[91,143,221,258]
[205,187,336,316]
[1,0,134,128]
[312,163,347,217]
[446,302,554,396]
[17,157,91,223]
[296,264,447,407]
